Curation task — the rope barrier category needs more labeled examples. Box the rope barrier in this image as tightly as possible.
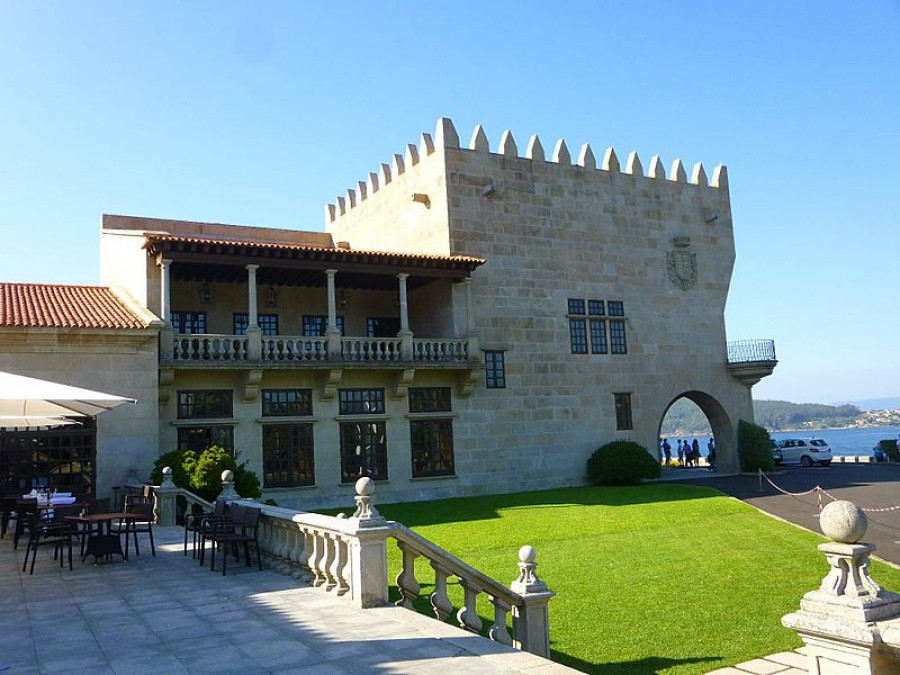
[760,471,900,513]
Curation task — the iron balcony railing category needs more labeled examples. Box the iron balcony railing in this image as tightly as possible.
[727,339,776,364]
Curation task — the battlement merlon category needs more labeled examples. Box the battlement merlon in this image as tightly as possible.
[324,116,729,227]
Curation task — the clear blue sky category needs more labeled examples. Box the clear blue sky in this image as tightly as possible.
[1,2,897,405]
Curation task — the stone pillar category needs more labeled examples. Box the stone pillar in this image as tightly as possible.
[510,545,555,658]
[158,258,174,359]
[325,269,342,360]
[397,273,413,360]
[156,466,178,526]
[464,277,479,356]
[347,477,391,608]
[782,500,900,674]
[245,264,261,359]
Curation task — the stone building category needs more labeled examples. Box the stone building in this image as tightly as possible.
[0,117,774,507]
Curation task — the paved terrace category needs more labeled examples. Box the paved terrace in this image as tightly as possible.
[0,527,576,675]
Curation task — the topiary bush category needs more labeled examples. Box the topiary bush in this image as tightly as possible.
[150,446,262,503]
[738,419,776,472]
[587,440,661,485]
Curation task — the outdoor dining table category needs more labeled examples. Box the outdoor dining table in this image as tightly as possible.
[65,512,141,563]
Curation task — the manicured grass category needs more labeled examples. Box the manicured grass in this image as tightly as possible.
[369,484,900,675]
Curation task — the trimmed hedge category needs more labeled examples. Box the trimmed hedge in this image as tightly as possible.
[738,419,776,472]
[879,439,900,462]
[587,440,661,485]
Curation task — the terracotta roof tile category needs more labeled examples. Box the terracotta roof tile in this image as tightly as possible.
[0,284,147,330]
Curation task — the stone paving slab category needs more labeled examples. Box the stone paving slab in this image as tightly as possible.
[705,647,809,675]
[0,526,577,674]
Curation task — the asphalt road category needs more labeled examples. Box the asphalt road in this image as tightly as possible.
[668,463,900,566]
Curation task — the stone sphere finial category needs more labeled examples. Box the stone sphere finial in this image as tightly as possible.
[820,500,867,543]
[221,469,234,482]
[355,476,375,496]
[518,544,537,564]
[162,466,172,477]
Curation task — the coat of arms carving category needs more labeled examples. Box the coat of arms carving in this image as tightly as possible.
[666,250,697,290]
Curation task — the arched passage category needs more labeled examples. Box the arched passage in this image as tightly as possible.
[657,391,737,474]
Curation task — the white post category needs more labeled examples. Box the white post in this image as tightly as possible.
[464,277,479,356]
[397,273,413,360]
[156,467,178,526]
[245,264,261,359]
[347,477,391,608]
[159,258,172,324]
[325,269,342,360]
[510,545,555,658]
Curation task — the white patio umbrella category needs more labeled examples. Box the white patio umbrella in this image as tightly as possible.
[0,416,79,429]
[0,371,136,418]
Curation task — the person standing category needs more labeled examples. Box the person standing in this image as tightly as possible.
[663,439,672,466]
[677,440,684,465]
[691,439,700,467]
[707,437,716,472]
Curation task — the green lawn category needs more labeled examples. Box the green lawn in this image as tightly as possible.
[365,484,900,675]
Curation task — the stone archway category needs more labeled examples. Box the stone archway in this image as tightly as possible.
[658,391,737,474]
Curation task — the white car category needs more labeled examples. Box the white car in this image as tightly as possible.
[775,438,832,467]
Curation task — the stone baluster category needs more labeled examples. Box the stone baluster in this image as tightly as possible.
[456,579,483,633]
[430,562,454,621]
[306,529,326,586]
[322,533,338,591]
[395,540,420,609]
[338,534,352,596]
[510,545,555,658]
[332,536,350,596]
[783,500,900,674]
[156,466,178,526]
[488,596,513,646]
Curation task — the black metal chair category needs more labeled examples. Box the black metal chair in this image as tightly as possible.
[13,498,38,550]
[21,512,74,575]
[186,498,227,559]
[111,500,155,558]
[204,504,262,576]
[0,495,19,539]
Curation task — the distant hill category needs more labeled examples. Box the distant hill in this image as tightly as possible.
[832,397,900,412]
[660,399,866,435]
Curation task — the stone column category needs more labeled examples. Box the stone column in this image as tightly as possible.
[347,477,391,608]
[782,500,900,674]
[464,277,479,356]
[397,273,413,360]
[325,269,342,360]
[155,466,178,526]
[158,258,174,359]
[245,264,261,359]
[510,545,555,658]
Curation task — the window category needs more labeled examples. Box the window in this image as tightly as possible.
[589,319,608,354]
[262,389,312,417]
[609,320,627,354]
[339,388,385,415]
[409,387,452,413]
[170,311,207,334]
[569,318,588,354]
[233,313,279,336]
[567,298,585,315]
[177,426,234,453]
[484,351,506,388]
[303,315,344,337]
[263,424,315,487]
[588,300,605,316]
[608,301,625,317]
[614,393,633,431]
[567,298,627,355]
[177,390,232,419]
[408,388,455,478]
[367,317,401,338]
[0,419,97,495]
[340,422,387,482]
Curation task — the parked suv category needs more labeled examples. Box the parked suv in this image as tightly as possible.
[774,438,832,467]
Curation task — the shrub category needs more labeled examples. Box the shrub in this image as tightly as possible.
[738,420,776,472]
[879,439,900,462]
[150,446,262,502]
[587,440,661,485]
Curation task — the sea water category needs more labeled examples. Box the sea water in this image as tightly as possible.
[769,426,900,457]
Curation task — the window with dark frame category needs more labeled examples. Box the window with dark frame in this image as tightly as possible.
[339,389,385,415]
[590,319,608,354]
[567,298,586,315]
[170,311,207,334]
[609,319,628,354]
[588,300,605,316]
[408,387,451,413]
[614,393,633,431]
[484,350,506,388]
[339,421,387,483]
[262,389,313,417]
[569,317,588,354]
[408,387,455,478]
[233,313,280,336]
[177,425,235,453]
[303,315,344,337]
[263,423,315,487]
[177,390,233,419]
[366,317,401,338]
[608,301,625,317]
